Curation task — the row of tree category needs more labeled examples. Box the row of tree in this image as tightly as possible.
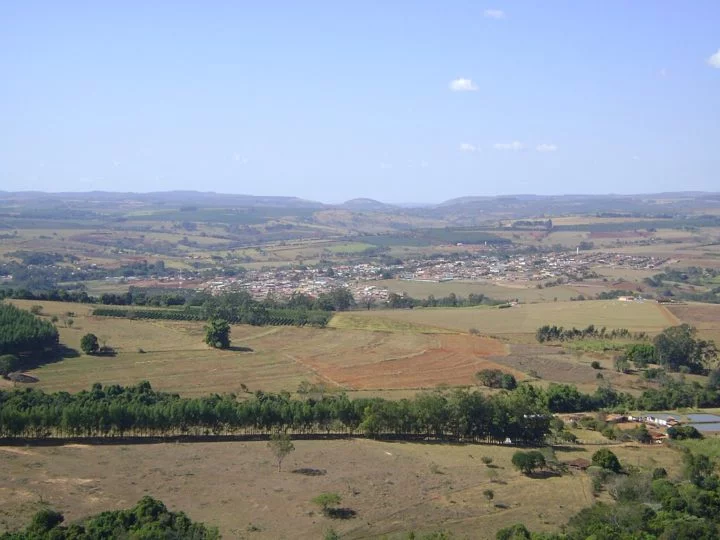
[386,292,504,309]
[0,382,552,444]
[535,324,643,343]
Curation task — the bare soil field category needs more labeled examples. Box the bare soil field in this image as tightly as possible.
[0,440,683,539]
[300,333,512,390]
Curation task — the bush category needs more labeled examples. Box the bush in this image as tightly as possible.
[591,361,601,369]
[476,369,517,390]
[592,448,622,473]
[496,523,531,540]
[667,425,703,440]
[481,456,494,466]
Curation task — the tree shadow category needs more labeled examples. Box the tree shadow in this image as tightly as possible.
[325,508,357,520]
[229,346,254,353]
[291,468,327,476]
[527,470,563,479]
[553,445,587,453]
[19,345,81,370]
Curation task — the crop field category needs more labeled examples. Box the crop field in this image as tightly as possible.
[0,439,684,539]
[335,300,674,337]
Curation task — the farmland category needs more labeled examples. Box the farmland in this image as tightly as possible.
[0,439,684,539]
[333,300,676,337]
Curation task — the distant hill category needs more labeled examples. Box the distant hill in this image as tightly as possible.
[340,198,395,211]
[0,191,325,209]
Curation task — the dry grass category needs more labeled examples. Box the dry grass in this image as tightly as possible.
[0,440,684,539]
[371,279,580,303]
[8,301,507,395]
[340,300,672,337]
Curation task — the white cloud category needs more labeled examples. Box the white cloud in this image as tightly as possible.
[459,143,477,152]
[449,78,478,91]
[484,9,505,19]
[536,143,558,152]
[232,152,249,164]
[493,141,524,151]
[708,49,720,68]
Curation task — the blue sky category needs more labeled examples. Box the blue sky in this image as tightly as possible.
[2,1,719,203]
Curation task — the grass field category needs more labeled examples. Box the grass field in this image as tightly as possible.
[334,300,675,337]
[0,439,684,539]
[372,279,580,303]
[8,300,512,396]
[4,299,679,397]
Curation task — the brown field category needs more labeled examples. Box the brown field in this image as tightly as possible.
[0,439,684,539]
[667,302,720,342]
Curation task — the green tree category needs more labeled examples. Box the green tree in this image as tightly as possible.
[80,333,99,355]
[511,451,546,475]
[592,448,621,473]
[267,432,295,472]
[653,324,717,373]
[204,318,231,349]
[0,354,19,377]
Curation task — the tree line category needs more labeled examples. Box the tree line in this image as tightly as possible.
[386,291,505,309]
[0,382,552,444]
[536,324,647,343]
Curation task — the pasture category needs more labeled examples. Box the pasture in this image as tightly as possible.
[9,300,511,396]
[372,279,580,303]
[5,299,678,398]
[0,439,683,539]
[334,300,675,337]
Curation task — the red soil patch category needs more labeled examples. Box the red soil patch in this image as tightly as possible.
[301,334,512,390]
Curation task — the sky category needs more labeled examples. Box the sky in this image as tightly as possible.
[1,1,719,203]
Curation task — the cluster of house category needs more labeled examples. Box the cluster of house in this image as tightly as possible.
[394,252,667,285]
[100,249,667,304]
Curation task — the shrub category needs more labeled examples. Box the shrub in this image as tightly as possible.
[481,456,494,466]
[592,449,622,473]
[591,361,601,369]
